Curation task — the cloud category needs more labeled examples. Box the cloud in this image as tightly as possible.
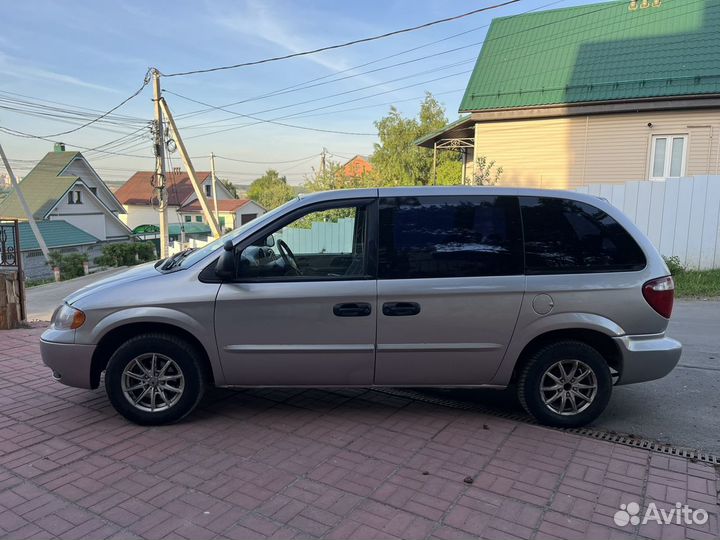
[212,0,359,75]
[0,52,119,93]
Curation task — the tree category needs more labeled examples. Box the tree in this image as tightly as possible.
[220,179,239,198]
[247,169,295,209]
[303,160,375,192]
[469,156,503,186]
[371,92,461,186]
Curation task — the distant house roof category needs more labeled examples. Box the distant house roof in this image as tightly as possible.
[179,198,254,213]
[460,0,720,112]
[341,155,373,177]
[0,151,81,219]
[6,220,99,252]
[116,171,211,206]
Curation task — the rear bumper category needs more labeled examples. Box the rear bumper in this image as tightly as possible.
[613,333,682,385]
[40,338,96,389]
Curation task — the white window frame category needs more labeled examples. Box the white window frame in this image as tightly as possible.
[649,134,688,180]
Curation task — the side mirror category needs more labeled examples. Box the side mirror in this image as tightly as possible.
[215,240,236,280]
[265,234,275,247]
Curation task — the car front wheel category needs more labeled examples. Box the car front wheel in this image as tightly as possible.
[517,340,612,428]
[104,333,206,425]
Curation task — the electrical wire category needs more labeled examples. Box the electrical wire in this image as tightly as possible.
[160,0,522,78]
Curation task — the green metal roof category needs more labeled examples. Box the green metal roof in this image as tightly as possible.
[0,151,81,219]
[168,223,211,235]
[6,220,99,252]
[460,0,720,111]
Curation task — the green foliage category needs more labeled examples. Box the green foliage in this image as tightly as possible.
[95,242,156,268]
[248,169,295,209]
[469,156,504,186]
[434,160,464,186]
[220,179,239,199]
[663,256,720,298]
[664,256,685,276]
[304,160,375,192]
[371,92,461,186]
[49,251,87,280]
[24,277,55,288]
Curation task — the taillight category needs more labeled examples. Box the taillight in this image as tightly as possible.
[642,276,675,318]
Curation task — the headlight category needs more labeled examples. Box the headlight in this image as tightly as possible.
[51,304,86,330]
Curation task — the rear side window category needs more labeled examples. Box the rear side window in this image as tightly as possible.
[379,196,523,279]
[520,197,646,274]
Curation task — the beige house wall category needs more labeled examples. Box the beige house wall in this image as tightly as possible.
[473,109,720,189]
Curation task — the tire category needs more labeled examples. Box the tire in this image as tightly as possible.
[517,340,612,428]
[104,333,206,425]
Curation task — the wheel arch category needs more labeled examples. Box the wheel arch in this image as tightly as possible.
[90,322,216,389]
[509,328,622,385]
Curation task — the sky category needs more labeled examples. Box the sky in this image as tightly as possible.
[0,0,603,185]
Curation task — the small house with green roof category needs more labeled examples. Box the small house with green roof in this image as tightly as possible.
[417,0,720,188]
[0,144,131,241]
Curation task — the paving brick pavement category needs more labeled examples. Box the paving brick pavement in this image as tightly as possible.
[0,325,717,539]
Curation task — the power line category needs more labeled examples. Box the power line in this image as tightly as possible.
[163,91,376,136]
[211,153,321,164]
[35,68,153,138]
[160,0,522,78]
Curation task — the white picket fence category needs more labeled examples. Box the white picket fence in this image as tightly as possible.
[576,176,720,270]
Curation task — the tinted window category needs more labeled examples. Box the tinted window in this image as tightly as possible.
[520,197,646,274]
[379,196,523,279]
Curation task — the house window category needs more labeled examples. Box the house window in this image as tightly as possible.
[195,215,202,222]
[67,190,82,204]
[241,213,257,225]
[219,216,226,228]
[89,187,97,196]
[184,215,191,223]
[205,184,212,197]
[650,135,687,179]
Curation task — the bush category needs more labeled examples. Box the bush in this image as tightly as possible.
[95,242,157,268]
[664,255,685,276]
[49,252,87,280]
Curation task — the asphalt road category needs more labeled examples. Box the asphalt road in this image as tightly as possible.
[420,299,720,455]
[25,267,128,321]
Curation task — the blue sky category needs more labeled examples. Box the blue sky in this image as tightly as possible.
[1,0,601,185]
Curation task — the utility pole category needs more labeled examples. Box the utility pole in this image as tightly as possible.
[152,69,169,258]
[210,152,219,228]
[320,147,327,176]
[159,98,221,238]
[0,143,51,263]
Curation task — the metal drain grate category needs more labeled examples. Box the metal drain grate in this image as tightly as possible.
[373,388,720,466]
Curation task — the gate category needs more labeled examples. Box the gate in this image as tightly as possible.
[0,219,26,324]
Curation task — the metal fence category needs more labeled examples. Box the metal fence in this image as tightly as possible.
[576,176,720,270]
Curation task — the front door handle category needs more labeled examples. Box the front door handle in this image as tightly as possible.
[333,302,372,317]
[382,302,421,317]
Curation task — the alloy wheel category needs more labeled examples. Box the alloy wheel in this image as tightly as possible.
[540,359,598,416]
[121,353,185,413]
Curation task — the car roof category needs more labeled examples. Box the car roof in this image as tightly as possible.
[296,186,604,204]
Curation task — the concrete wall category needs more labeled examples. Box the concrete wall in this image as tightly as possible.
[474,108,720,188]
[120,204,185,230]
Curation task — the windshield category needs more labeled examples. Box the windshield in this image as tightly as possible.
[172,198,298,269]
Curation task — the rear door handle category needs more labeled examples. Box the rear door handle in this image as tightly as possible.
[333,302,372,317]
[382,302,421,317]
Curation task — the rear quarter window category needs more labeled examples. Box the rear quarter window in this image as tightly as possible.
[520,196,646,274]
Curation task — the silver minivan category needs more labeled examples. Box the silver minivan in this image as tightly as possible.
[41,187,681,427]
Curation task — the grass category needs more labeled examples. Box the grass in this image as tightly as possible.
[665,256,720,298]
[24,277,55,288]
[672,268,720,298]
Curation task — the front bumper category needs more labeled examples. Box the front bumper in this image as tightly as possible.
[613,333,682,385]
[40,338,96,389]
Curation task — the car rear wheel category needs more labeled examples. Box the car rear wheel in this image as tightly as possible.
[104,333,206,425]
[517,340,612,428]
